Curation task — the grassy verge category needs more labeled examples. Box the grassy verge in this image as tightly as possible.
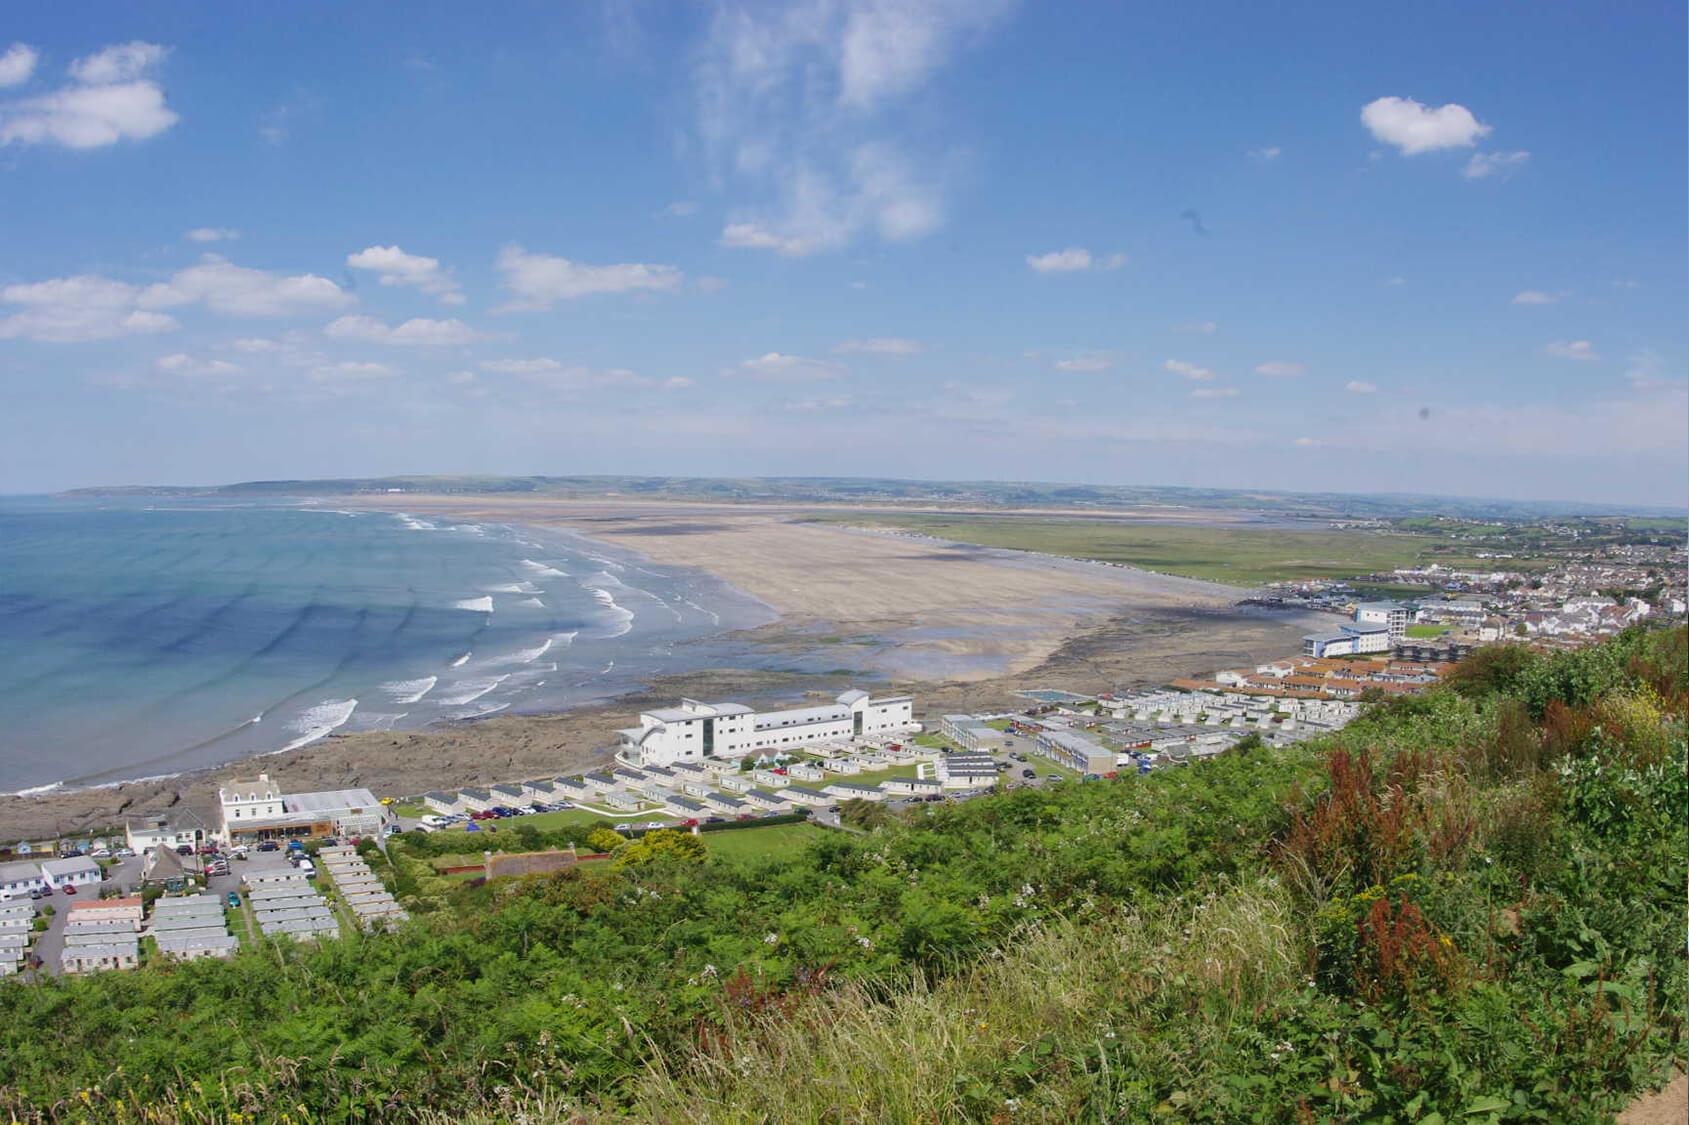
[700,822,829,863]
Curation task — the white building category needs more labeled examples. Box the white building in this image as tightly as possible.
[1302,622,1392,658]
[218,772,388,842]
[1354,601,1411,639]
[0,861,46,900]
[935,753,1000,790]
[618,689,917,768]
[40,857,102,891]
[125,812,210,854]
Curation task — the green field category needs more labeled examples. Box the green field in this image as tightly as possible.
[811,514,1558,586]
[1405,623,1451,638]
[700,822,828,861]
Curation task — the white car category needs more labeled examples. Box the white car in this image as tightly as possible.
[420,814,451,828]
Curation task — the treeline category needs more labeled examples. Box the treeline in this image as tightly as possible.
[0,628,1682,1123]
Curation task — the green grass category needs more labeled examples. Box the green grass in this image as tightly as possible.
[808,514,1563,586]
[1405,623,1451,638]
[700,822,828,862]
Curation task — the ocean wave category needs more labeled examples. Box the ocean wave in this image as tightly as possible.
[381,675,437,703]
[432,675,508,706]
[518,597,545,608]
[589,587,636,637]
[499,638,553,666]
[449,651,472,668]
[447,702,509,720]
[486,582,541,595]
[353,710,409,731]
[280,698,358,752]
[520,559,569,578]
[396,515,438,532]
[4,780,65,798]
[586,570,625,588]
[452,596,495,613]
[680,597,722,626]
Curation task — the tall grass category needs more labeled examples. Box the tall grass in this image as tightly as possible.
[420,879,1301,1124]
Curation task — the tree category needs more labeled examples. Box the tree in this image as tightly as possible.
[612,829,706,868]
[838,799,894,831]
[585,828,625,855]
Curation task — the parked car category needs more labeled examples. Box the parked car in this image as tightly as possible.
[257,841,280,852]
[640,821,667,830]
[89,848,111,859]
[1021,768,1036,778]
[29,887,50,900]
[60,884,77,895]
[175,845,193,856]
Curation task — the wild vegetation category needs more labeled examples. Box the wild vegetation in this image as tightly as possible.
[0,627,1681,1123]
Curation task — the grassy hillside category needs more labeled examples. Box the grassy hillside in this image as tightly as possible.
[0,629,1682,1123]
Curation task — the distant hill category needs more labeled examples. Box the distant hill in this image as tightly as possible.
[57,473,1686,520]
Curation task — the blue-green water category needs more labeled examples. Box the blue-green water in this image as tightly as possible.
[0,498,774,794]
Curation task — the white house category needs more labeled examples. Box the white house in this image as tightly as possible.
[0,861,46,900]
[40,857,101,891]
[1354,601,1411,639]
[218,772,388,841]
[617,689,917,768]
[125,812,210,855]
[935,753,999,790]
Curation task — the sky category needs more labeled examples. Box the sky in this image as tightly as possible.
[0,2,1684,507]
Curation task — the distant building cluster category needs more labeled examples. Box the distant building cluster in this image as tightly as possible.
[618,689,916,768]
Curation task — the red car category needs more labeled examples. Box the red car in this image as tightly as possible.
[60,884,77,895]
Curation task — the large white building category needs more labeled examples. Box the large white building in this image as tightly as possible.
[618,689,916,768]
[217,772,389,842]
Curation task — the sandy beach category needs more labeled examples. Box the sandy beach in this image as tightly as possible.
[0,497,1326,842]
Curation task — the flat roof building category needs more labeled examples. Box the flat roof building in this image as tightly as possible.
[618,689,917,768]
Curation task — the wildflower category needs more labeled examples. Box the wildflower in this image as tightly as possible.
[763,932,780,945]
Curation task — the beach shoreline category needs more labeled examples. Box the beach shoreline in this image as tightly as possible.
[0,497,1328,842]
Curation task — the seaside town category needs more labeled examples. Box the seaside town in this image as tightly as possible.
[2,565,1679,983]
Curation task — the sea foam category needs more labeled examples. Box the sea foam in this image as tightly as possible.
[281,698,358,752]
[381,676,437,703]
[452,596,495,613]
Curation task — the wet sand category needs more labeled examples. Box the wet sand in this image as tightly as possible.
[0,498,1326,842]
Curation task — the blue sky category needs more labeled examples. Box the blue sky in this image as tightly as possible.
[0,2,1683,506]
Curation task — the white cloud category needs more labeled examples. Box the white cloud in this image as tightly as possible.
[719,144,944,255]
[479,357,564,375]
[1345,380,1378,394]
[1544,340,1600,362]
[1054,354,1112,373]
[662,200,699,217]
[1191,387,1239,399]
[1164,358,1215,381]
[154,352,241,378]
[229,337,282,354]
[0,275,179,342]
[1511,290,1559,305]
[185,227,240,243]
[732,352,845,381]
[1174,320,1217,335]
[663,376,696,389]
[0,44,38,88]
[139,256,353,318]
[785,396,852,412]
[324,314,477,347]
[346,244,463,305]
[694,1,1006,255]
[1361,96,1491,155]
[1254,360,1305,377]
[478,356,647,389]
[495,245,683,309]
[1464,150,1530,180]
[1248,145,1281,161]
[0,41,177,149]
[311,360,393,382]
[835,336,924,356]
[1624,350,1681,392]
[720,222,822,256]
[1025,247,1125,273]
[69,42,169,85]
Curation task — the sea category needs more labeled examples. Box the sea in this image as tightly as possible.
[0,496,778,795]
